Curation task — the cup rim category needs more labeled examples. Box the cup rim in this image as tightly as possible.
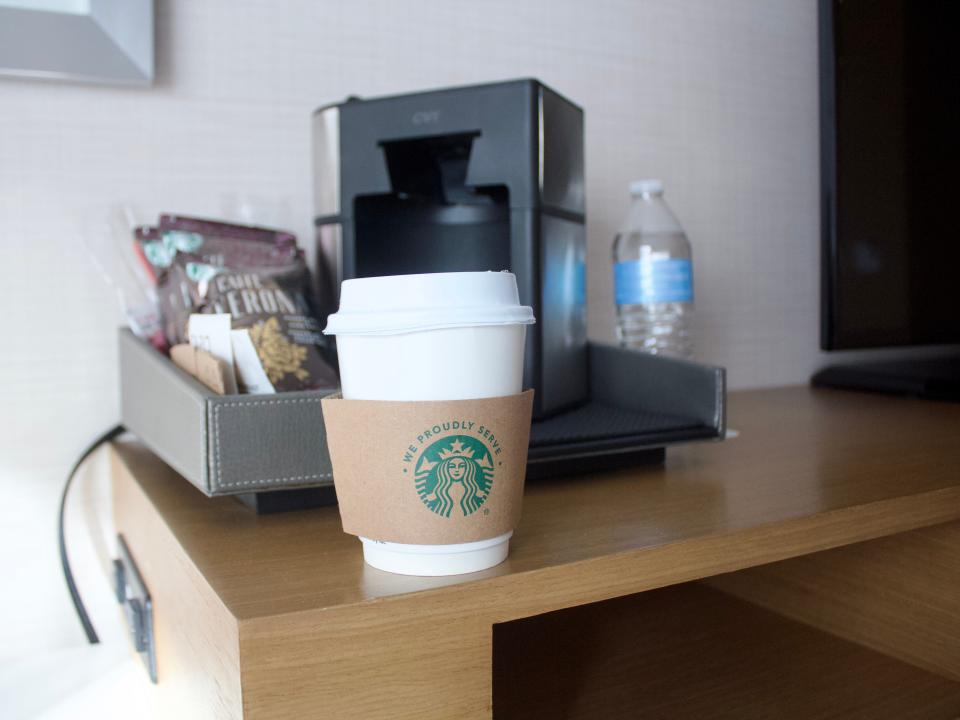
[324,271,535,336]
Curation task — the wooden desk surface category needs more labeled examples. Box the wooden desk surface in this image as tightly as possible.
[112,385,960,623]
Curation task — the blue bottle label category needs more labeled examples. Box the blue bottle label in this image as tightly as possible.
[614,258,693,305]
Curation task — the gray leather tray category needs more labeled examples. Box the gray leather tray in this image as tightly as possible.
[119,329,725,498]
[118,329,337,497]
[527,344,725,478]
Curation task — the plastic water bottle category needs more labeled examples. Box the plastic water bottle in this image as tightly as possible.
[612,180,694,358]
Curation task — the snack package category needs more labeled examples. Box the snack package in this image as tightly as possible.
[82,209,167,352]
[196,263,337,391]
[152,216,337,392]
[131,226,160,285]
[158,214,297,248]
[141,222,299,272]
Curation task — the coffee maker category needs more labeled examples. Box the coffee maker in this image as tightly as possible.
[313,80,726,474]
[312,79,586,418]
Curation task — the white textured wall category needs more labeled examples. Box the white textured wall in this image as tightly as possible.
[0,0,821,661]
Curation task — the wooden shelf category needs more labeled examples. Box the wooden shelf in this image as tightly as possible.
[113,386,960,621]
[494,583,960,719]
[110,386,960,718]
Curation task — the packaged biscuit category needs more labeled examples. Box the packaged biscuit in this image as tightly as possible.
[141,222,299,272]
[158,214,297,248]
[151,216,338,392]
[191,262,338,392]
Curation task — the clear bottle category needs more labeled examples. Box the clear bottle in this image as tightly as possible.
[612,179,693,359]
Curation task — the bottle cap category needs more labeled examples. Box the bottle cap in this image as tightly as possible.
[630,179,664,196]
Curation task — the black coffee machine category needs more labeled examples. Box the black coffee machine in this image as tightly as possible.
[313,79,725,474]
[312,79,586,418]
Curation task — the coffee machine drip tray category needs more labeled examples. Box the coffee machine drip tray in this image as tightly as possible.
[525,343,725,479]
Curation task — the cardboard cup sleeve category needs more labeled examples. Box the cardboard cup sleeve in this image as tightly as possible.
[322,390,534,545]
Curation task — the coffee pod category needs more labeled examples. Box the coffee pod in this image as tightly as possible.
[322,271,535,576]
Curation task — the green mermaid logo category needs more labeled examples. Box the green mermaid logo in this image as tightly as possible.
[414,435,495,518]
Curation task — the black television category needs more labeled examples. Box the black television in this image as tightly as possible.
[813,0,960,399]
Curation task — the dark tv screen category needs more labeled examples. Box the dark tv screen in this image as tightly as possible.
[820,0,960,349]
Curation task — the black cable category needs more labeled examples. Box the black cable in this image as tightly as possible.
[58,423,126,645]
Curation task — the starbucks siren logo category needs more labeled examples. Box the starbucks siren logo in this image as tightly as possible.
[414,435,495,518]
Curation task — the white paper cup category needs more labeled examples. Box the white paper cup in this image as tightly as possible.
[335,324,527,401]
[324,271,534,575]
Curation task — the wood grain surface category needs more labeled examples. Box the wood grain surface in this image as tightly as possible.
[493,583,960,719]
[112,386,960,622]
[112,451,243,720]
[707,520,960,682]
[110,386,960,719]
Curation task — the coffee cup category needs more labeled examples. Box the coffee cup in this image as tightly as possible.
[323,271,535,575]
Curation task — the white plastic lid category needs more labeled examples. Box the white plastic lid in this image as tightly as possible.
[630,179,664,196]
[324,271,535,336]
